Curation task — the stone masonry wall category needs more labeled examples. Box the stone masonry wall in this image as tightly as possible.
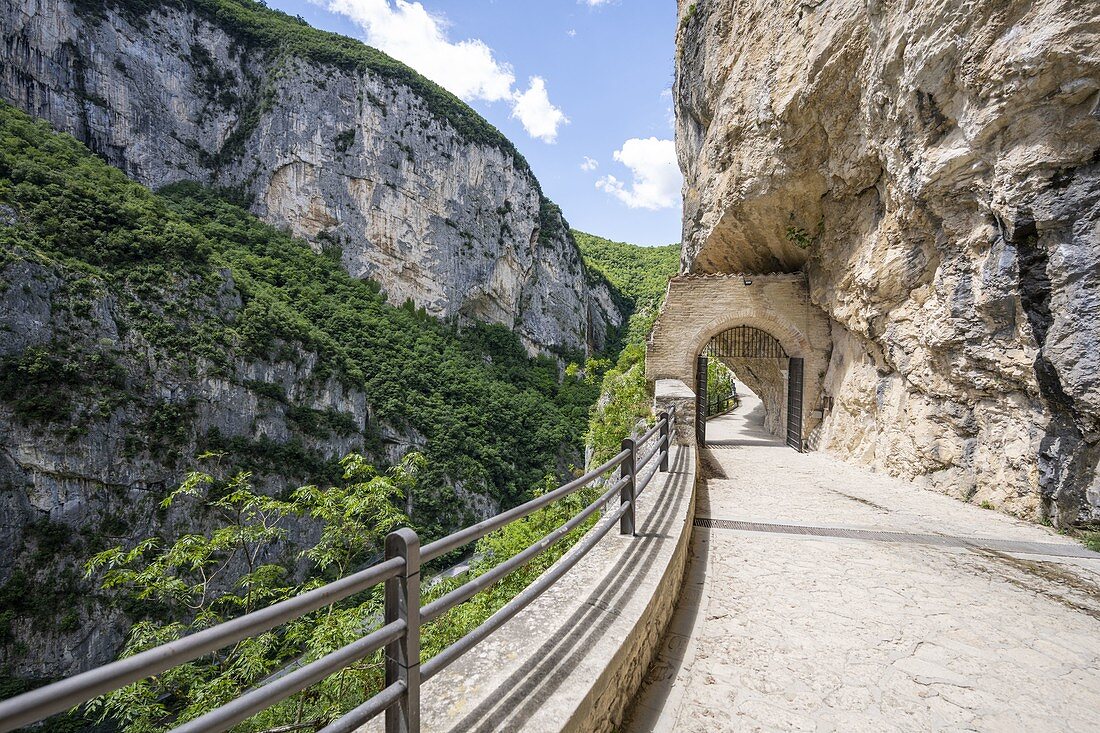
[562,446,697,733]
[646,274,832,445]
[655,379,697,446]
[410,443,698,732]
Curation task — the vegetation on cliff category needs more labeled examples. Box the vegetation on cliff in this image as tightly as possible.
[0,100,608,696]
[574,232,679,464]
[71,0,531,176]
[71,222,671,729]
[0,101,595,524]
[81,449,611,731]
[573,231,679,316]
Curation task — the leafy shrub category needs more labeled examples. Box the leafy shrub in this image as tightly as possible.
[84,453,415,731]
[785,225,812,250]
[575,231,679,461]
[0,345,126,425]
[81,450,626,731]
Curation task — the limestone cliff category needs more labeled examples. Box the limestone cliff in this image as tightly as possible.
[0,94,612,680]
[675,0,1100,525]
[0,0,620,354]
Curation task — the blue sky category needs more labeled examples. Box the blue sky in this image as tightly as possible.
[268,0,682,246]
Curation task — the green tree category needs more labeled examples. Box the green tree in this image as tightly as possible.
[573,231,679,463]
[708,357,735,401]
[84,452,419,732]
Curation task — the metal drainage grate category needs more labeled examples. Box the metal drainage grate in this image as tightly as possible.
[693,518,1100,559]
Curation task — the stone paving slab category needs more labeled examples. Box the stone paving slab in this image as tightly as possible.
[694,518,1100,559]
[624,390,1100,733]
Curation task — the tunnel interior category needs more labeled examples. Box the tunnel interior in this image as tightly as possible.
[698,325,801,448]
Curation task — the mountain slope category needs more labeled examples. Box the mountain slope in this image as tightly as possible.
[573,232,680,466]
[574,232,679,304]
[0,102,602,679]
[0,0,622,352]
[574,230,679,349]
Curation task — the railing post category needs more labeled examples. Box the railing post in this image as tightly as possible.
[660,411,670,472]
[619,437,636,536]
[385,528,420,733]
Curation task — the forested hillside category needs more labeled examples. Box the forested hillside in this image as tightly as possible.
[0,103,606,683]
[573,232,680,463]
[574,231,680,317]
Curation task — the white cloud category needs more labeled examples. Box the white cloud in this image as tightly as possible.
[326,0,512,101]
[322,1,566,142]
[580,156,599,171]
[661,87,675,129]
[566,28,577,37]
[580,0,614,6]
[596,138,682,210]
[511,77,569,143]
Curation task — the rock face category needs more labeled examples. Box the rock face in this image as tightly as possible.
[0,254,368,679]
[0,0,619,354]
[0,0,625,681]
[675,0,1100,525]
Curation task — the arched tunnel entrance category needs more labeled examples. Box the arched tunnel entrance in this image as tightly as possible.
[645,274,832,451]
[694,326,803,450]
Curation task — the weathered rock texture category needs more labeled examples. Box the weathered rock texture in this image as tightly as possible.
[675,0,1100,525]
[0,255,370,679]
[0,0,620,354]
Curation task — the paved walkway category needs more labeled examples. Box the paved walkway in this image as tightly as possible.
[624,387,1100,732]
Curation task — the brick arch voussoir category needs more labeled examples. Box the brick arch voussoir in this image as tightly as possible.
[676,308,813,381]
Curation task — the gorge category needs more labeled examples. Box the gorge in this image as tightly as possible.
[0,0,639,687]
[0,0,1098,730]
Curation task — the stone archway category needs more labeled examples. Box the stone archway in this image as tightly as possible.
[646,274,832,447]
[703,325,797,445]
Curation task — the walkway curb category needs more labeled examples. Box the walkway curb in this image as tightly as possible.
[406,443,698,732]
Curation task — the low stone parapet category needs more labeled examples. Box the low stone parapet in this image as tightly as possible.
[410,442,698,732]
[654,378,696,446]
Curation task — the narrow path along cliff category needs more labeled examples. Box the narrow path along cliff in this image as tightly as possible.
[624,387,1100,732]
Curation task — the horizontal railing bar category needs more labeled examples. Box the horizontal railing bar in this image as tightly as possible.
[634,461,662,500]
[637,420,663,445]
[421,500,631,682]
[316,680,407,733]
[170,620,406,733]
[0,557,406,733]
[420,474,630,624]
[635,440,663,472]
[421,449,630,563]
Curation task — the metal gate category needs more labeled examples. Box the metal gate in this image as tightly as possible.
[695,354,708,445]
[786,357,804,451]
[706,325,787,359]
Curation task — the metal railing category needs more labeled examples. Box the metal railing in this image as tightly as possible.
[706,390,738,417]
[0,408,676,733]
